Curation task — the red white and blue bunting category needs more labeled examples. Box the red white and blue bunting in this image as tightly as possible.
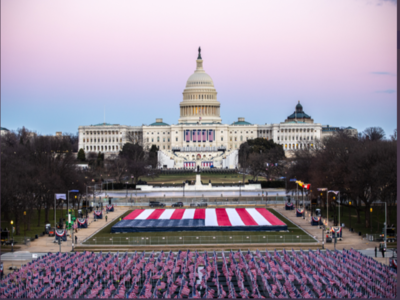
[183,162,196,169]
[285,202,294,210]
[296,208,304,217]
[201,161,213,168]
[94,210,103,219]
[106,204,114,212]
[77,218,88,228]
[55,229,67,241]
[311,216,322,225]
[330,226,342,238]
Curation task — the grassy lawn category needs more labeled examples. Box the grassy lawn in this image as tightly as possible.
[1,208,84,243]
[315,205,397,236]
[83,208,315,245]
[140,173,261,185]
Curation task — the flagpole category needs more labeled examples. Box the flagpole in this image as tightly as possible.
[327,191,329,229]
[339,192,341,238]
[54,194,56,234]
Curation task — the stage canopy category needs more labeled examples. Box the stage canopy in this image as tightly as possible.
[111,208,287,233]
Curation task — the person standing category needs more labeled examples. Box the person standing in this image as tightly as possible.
[375,246,378,258]
[75,235,78,245]
[105,215,108,222]
[380,243,385,258]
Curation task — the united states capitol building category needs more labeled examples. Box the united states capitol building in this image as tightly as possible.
[78,48,357,169]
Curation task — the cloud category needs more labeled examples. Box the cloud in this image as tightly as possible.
[374,89,396,94]
[371,72,396,76]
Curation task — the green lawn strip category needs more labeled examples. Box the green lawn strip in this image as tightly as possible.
[87,210,134,237]
[140,173,260,184]
[84,208,314,245]
[1,209,81,243]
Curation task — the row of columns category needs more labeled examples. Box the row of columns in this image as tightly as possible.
[180,106,220,117]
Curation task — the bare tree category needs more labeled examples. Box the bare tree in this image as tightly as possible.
[363,127,385,141]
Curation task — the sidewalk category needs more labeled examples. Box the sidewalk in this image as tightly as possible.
[275,206,381,251]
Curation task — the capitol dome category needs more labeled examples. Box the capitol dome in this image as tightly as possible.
[178,47,221,124]
[185,72,214,88]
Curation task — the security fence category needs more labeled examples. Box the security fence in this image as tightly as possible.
[83,234,317,246]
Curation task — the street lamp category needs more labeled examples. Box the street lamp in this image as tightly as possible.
[183,181,185,198]
[349,201,352,230]
[10,220,14,252]
[384,201,387,248]
[289,179,297,209]
[302,190,306,219]
[239,181,241,197]
[370,207,373,234]
[317,188,328,228]
[24,211,26,243]
[68,189,79,252]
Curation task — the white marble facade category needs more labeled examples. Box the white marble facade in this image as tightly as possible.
[78,49,356,168]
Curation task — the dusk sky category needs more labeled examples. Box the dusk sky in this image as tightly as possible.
[1,0,397,137]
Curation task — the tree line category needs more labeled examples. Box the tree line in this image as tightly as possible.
[1,128,87,235]
[1,128,159,235]
[285,127,397,229]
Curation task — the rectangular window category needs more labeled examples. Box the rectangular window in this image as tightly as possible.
[221,137,223,141]
[168,138,170,142]
[176,137,178,141]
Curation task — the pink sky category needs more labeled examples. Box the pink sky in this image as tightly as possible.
[1,0,397,136]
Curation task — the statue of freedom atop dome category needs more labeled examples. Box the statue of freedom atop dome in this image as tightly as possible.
[197,47,202,59]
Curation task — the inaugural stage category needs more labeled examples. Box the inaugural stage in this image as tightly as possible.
[111,208,287,233]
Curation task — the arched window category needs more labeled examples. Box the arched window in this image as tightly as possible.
[240,136,243,141]
[86,146,89,150]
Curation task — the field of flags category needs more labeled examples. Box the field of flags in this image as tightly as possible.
[0,248,396,298]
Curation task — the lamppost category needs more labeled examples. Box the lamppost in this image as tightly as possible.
[370,207,373,234]
[68,189,79,251]
[303,190,306,219]
[239,181,242,197]
[61,200,64,226]
[326,190,343,242]
[10,220,14,252]
[349,201,352,230]
[317,188,328,228]
[289,179,297,210]
[384,201,387,248]
[24,211,26,242]
[183,181,185,198]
